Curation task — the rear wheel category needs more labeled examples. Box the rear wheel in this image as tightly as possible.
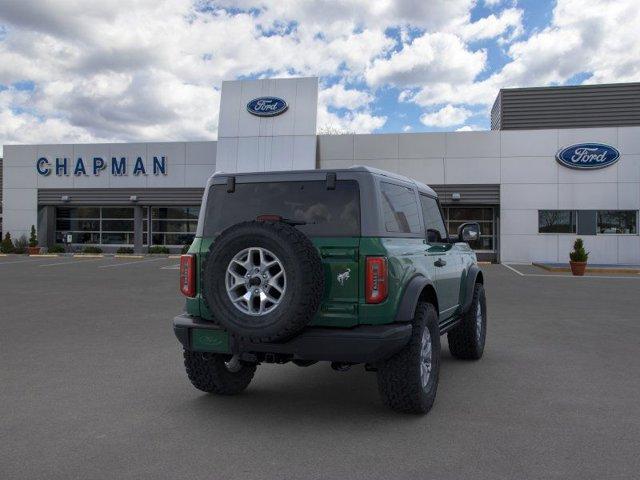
[448,283,487,360]
[376,302,440,414]
[183,350,256,395]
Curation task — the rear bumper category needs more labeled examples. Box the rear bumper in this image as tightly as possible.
[173,313,412,364]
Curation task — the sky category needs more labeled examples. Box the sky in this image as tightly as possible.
[0,0,639,154]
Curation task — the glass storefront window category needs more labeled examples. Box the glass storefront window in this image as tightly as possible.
[597,210,638,234]
[55,207,134,245]
[150,206,200,246]
[538,210,576,233]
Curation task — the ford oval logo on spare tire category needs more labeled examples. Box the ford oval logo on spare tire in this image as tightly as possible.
[246,97,288,117]
[556,143,620,170]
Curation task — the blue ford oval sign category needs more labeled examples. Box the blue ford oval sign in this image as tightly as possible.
[247,97,288,117]
[556,143,620,170]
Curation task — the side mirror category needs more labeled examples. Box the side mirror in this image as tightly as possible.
[458,222,481,243]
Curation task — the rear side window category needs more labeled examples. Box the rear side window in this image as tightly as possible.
[380,182,422,234]
[204,180,360,237]
[420,195,447,242]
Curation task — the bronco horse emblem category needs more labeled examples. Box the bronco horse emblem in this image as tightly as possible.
[337,268,351,286]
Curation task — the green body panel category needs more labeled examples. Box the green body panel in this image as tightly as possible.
[191,328,231,353]
[186,232,476,328]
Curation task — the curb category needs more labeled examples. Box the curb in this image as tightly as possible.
[532,262,640,275]
[114,254,145,259]
[30,254,59,258]
[73,254,105,258]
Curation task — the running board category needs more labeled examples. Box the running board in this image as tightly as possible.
[439,316,461,335]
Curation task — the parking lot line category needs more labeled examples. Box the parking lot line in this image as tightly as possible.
[502,263,524,276]
[502,263,640,279]
[0,257,55,266]
[161,263,180,270]
[39,258,106,267]
[98,257,167,269]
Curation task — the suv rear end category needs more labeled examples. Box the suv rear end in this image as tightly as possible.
[177,168,406,333]
[172,166,487,414]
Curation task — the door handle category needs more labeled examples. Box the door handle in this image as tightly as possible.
[434,258,446,267]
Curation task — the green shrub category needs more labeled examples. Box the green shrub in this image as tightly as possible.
[116,247,135,254]
[13,235,29,254]
[29,225,38,247]
[181,243,191,254]
[48,244,66,253]
[82,246,103,254]
[1,233,14,253]
[569,238,589,262]
[148,245,170,254]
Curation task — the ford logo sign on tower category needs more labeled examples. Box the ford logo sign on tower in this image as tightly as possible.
[556,143,620,170]
[247,97,288,117]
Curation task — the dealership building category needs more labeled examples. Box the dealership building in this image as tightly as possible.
[1,78,639,264]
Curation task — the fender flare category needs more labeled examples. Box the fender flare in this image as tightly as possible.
[394,275,436,323]
[461,264,483,314]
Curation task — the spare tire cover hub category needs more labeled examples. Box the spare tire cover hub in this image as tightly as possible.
[225,246,286,316]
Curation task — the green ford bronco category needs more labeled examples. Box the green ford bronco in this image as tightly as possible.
[174,166,487,414]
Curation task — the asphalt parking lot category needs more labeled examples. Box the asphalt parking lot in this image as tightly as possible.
[1,256,640,479]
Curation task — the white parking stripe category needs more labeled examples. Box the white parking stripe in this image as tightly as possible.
[39,258,106,267]
[502,263,640,280]
[0,258,53,266]
[502,263,525,276]
[98,257,166,269]
[161,264,180,270]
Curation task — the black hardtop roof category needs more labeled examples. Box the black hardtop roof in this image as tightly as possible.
[211,165,437,197]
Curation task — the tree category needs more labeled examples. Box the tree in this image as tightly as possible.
[1,232,15,253]
[29,225,38,247]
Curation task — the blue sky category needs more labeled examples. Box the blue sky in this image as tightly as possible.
[0,0,638,150]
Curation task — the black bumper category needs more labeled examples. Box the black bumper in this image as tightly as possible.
[173,313,412,364]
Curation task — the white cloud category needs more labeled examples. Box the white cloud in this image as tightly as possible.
[0,0,638,150]
[456,124,483,131]
[458,7,523,42]
[420,105,472,127]
[406,0,640,109]
[402,125,412,132]
[319,84,373,110]
[317,107,387,134]
[366,32,486,87]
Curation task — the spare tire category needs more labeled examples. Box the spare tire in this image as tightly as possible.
[202,221,324,343]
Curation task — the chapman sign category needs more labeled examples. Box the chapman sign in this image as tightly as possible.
[246,97,288,117]
[556,143,620,170]
[36,156,168,177]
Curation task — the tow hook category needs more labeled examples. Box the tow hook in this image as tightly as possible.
[331,362,352,372]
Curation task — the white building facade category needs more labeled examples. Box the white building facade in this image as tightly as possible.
[2,77,639,264]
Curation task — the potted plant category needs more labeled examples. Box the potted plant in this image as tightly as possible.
[13,235,28,254]
[569,238,589,276]
[1,232,15,254]
[28,225,41,255]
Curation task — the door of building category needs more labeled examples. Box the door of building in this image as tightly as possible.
[442,206,498,262]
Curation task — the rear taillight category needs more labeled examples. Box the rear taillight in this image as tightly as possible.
[180,254,196,297]
[365,256,388,304]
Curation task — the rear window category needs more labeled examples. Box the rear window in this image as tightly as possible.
[204,180,360,237]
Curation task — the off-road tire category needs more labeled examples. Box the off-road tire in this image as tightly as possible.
[448,283,487,360]
[376,302,440,414]
[183,350,256,395]
[202,221,324,343]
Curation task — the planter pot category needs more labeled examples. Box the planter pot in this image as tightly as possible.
[27,246,41,255]
[569,261,587,276]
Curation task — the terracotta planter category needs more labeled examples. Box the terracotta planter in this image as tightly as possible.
[27,246,41,255]
[569,261,587,276]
